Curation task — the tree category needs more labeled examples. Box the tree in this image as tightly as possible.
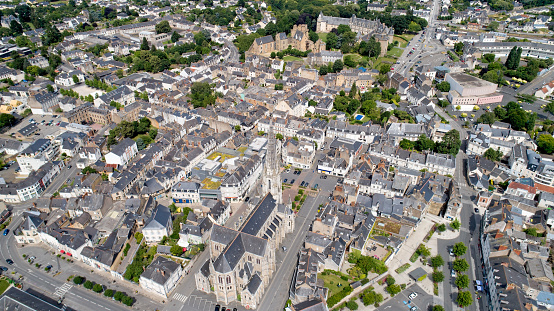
[367,36,381,57]
[104,289,114,297]
[155,20,171,34]
[73,276,84,284]
[81,166,98,175]
[487,21,499,31]
[436,129,461,156]
[408,21,422,32]
[386,284,401,296]
[433,306,445,311]
[349,82,357,98]
[432,271,444,282]
[482,53,496,63]
[379,63,391,75]
[309,31,319,43]
[10,20,23,36]
[333,59,344,73]
[136,138,145,151]
[190,82,216,108]
[538,134,554,154]
[171,31,181,43]
[399,139,414,150]
[505,46,520,70]
[451,218,461,230]
[453,258,469,272]
[483,148,503,161]
[494,105,507,120]
[477,112,496,125]
[170,245,184,256]
[417,244,431,257]
[113,291,125,301]
[386,276,396,286]
[415,134,435,151]
[457,291,473,307]
[72,75,79,84]
[454,42,464,55]
[545,101,554,115]
[346,301,358,310]
[93,284,103,293]
[234,125,241,132]
[0,113,15,128]
[455,274,469,289]
[326,32,338,49]
[453,242,467,257]
[121,296,133,306]
[436,81,450,92]
[84,281,93,289]
[275,133,284,140]
[430,255,444,268]
[140,37,149,50]
[437,223,446,232]
[15,5,31,23]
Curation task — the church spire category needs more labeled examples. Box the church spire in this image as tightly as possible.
[262,117,282,204]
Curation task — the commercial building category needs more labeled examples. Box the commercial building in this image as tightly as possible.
[445,73,503,106]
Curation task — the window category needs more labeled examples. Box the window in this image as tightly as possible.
[257,259,261,265]
[226,276,231,284]
[218,276,223,284]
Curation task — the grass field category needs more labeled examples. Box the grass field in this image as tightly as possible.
[394,34,415,48]
[318,273,349,297]
[283,56,303,61]
[372,56,396,69]
[387,47,404,58]
[317,32,328,42]
[0,279,9,295]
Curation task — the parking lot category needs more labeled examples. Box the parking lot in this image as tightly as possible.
[171,291,244,311]
[3,114,65,141]
[377,284,435,311]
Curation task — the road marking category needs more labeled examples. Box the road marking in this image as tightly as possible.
[54,282,72,297]
[173,293,188,303]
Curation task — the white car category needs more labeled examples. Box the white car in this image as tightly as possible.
[409,292,418,300]
[451,269,456,277]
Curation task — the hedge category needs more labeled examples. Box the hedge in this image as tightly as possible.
[327,286,353,307]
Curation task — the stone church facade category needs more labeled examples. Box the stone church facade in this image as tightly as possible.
[247,24,326,57]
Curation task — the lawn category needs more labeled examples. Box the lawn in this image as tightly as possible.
[317,32,328,42]
[318,273,349,297]
[344,53,370,65]
[387,47,404,58]
[372,56,396,70]
[394,34,415,48]
[0,279,9,295]
[283,56,303,62]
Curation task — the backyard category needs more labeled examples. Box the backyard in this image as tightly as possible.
[394,34,415,48]
[387,47,404,58]
[372,56,396,70]
[318,272,351,297]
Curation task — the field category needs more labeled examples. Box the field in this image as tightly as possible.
[283,56,303,62]
[317,32,328,42]
[0,279,9,295]
[372,56,396,70]
[387,47,404,58]
[318,273,350,297]
[394,34,415,48]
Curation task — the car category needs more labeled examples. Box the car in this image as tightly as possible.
[233,309,238,311]
[283,179,288,183]
[449,248,454,256]
[300,181,305,187]
[290,179,295,184]
[6,259,13,265]
[214,305,220,311]
[451,269,456,277]
[46,265,53,270]
[3,229,8,236]
[0,266,7,271]
[245,197,250,202]
[304,182,309,188]
[323,175,327,179]
[314,184,319,189]
[474,208,479,213]
[409,292,418,300]
[282,246,287,252]
[411,307,418,311]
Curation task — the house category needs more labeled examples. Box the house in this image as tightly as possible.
[105,138,138,168]
[54,70,85,86]
[139,256,183,297]
[142,204,172,244]
[95,86,135,107]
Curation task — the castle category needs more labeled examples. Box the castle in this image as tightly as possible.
[316,12,395,56]
[247,24,326,56]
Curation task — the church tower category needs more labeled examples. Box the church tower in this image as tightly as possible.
[262,120,282,204]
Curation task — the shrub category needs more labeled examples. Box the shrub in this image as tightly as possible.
[83,281,93,289]
[326,286,353,307]
[104,289,114,297]
[360,278,369,285]
[341,275,349,281]
[73,276,84,285]
[346,301,358,310]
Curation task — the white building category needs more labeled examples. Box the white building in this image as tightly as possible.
[142,204,172,244]
[105,138,138,168]
[16,139,60,175]
[171,181,201,204]
[139,256,183,297]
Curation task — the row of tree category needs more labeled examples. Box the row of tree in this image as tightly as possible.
[399,130,461,156]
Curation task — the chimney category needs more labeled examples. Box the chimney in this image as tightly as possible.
[161,269,165,277]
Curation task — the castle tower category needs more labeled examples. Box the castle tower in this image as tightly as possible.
[262,119,282,204]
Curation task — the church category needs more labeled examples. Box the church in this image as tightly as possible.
[247,24,326,57]
[195,125,295,309]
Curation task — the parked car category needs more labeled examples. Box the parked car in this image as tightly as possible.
[409,292,418,300]
[451,269,456,277]
[6,259,13,265]
[283,179,288,183]
[3,229,8,236]
[449,248,454,256]
[290,179,295,184]
[0,266,7,271]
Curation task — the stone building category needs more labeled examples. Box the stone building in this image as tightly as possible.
[247,24,326,57]
[195,193,294,309]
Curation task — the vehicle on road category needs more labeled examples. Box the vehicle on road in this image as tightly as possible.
[409,292,418,300]
[283,179,287,183]
[283,246,287,252]
[215,305,220,311]
[6,259,13,265]
[451,269,456,277]
[0,266,7,271]
[245,197,250,202]
[411,307,418,311]
[449,248,454,256]
[3,229,9,236]
[474,208,479,213]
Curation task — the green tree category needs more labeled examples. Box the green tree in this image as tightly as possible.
[136,138,145,151]
[432,271,444,283]
[333,59,344,73]
[494,105,507,120]
[453,242,467,257]
[190,82,216,108]
[10,20,23,36]
[84,280,93,289]
[538,134,554,154]
[487,21,499,31]
[436,81,450,92]
[155,20,171,34]
[234,125,241,132]
[0,113,15,128]
[399,139,415,150]
[455,274,469,289]
[453,258,469,272]
[430,255,444,268]
[121,296,133,306]
[482,53,496,63]
[436,129,461,156]
[141,37,149,50]
[170,245,184,256]
[104,289,114,297]
[483,148,503,161]
[346,301,358,310]
[437,223,446,232]
[505,46,520,70]
[73,276,84,284]
[275,133,283,140]
[454,42,464,55]
[545,101,554,115]
[451,218,461,230]
[457,291,473,307]
[415,134,435,151]
[386,284,401,296]
[417,244,431,257]
[379,63,391,75]
[113,291,125,301]
[72,75,79,84]
[325,32,338,49]
[477,112,496,125]
[349,82,357,98]
[408,21,422,32]
[309,31,319,43]
[16,5,32,23]
[171,31,181,43]
[93,284,103,293]
[81,166,98,175]
[433,306,445,311]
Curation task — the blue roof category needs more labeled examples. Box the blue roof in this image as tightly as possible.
[537,291,554,305]
[358,67,367,72]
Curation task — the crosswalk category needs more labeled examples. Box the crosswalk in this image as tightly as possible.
[54,283,72,297]
[173,293,188,303]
